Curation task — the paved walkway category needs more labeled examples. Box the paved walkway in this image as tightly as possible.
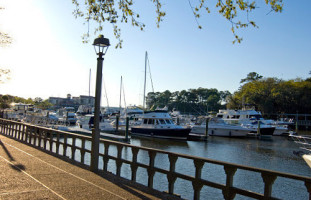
[0,134,180,200]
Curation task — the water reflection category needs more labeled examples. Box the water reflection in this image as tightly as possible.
[128,135,311,199]
[62,134,311,200]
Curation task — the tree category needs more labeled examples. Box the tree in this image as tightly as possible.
[240,72,263,84]
[0,69,10,84]
[36,99,53,110]
[228,76,311,114]
[71,0,283,47]
[0,7,12,83]
[0,7,12,46]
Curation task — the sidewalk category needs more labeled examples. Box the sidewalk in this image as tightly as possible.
[0,134,180,200]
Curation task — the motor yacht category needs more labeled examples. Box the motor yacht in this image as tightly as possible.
[130,110,191,140]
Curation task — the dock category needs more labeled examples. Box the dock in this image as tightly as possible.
[0,134,180,200]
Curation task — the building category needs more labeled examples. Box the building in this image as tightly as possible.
[48,94,95,110]
[72,95,95,105]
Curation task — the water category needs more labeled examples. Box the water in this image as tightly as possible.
[63,133,311,199]
[128,135,311,199]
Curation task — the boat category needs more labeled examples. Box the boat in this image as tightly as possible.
[130,110,191,140]
[76,114,115,132]
[216,109,287,136]
[190,117,274,137]
[290,134,311,168]
[191,117,252,137]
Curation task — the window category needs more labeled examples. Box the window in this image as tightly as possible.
[159,119,166,124]
[165,119,172,124]
[144,119,148,124]
[148,119,154,124]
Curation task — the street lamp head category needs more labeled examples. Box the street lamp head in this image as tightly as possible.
[93,35,110,56]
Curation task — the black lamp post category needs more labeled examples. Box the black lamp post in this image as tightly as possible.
[90,35,110,172]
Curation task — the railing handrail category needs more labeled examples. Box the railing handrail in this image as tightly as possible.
[1,118,310,200]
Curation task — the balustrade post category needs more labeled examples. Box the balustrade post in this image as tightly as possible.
[261,172,277,199]
[49,130,54,152]
[103,142,110,172]
[2,120,5,134]
[148,150,157,189]
[116,144,123,176]
[131,147,139,182]
[25,125,29,143]
[15,122,20,138]
[44,130,48,150]
[0,119,3,133]
[18,123,22,140]
[5,120,9,135]
[192,159,204,200]
[56,132,60,155]
[9,122,13,136]
[72,136,76,160]
[5,120,8,135]
[63,134,67,156]
[167,154,178,195]
[33,126,38,146]
[222,165,237,200]
[38,128,42,148]
[12,122,16,138]
[81,139,86,164]
[29,125,34,145]
[21,124,25,141]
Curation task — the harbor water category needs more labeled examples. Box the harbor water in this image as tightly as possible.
[65,132,311,199]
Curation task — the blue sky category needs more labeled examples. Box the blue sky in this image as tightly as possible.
[0,0,310,107]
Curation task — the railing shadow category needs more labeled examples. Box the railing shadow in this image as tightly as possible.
[0,139,26,172]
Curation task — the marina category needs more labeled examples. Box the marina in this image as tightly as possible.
[1,118,310,199]
[1,1,311,199]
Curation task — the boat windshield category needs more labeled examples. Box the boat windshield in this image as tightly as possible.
[165,119,173,124]
[249,115,262,120]
[159,119,166,124]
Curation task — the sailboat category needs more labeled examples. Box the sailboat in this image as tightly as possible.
[130,51,191,140]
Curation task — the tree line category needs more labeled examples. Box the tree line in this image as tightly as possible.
[227,73,311,115]
[0,95,52,110]
[146,72,311,115]
[146,88,231,115]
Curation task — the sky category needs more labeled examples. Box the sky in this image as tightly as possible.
[0,0,310,107]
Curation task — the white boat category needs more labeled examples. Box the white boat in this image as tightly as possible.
[216,109,287,136]
[130,110,191,140]
[76,114,115,132]
[290,134,311,168]
[191,117,261,137]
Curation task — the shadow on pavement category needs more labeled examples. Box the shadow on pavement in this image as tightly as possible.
[0,139,26,172]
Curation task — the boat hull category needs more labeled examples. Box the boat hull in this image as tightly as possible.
[191,125,251,137]
[209,128,250,137]
[249,127,275,137]
[131,127,191,140]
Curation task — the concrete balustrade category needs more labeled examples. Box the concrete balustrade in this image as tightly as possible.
[1,118,311,200]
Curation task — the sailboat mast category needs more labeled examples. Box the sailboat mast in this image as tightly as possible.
[143,51,147,110]
[119,76,122,112]
[89,69,91,97]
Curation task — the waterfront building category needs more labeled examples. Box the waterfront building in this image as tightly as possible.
[48,94,95,110]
